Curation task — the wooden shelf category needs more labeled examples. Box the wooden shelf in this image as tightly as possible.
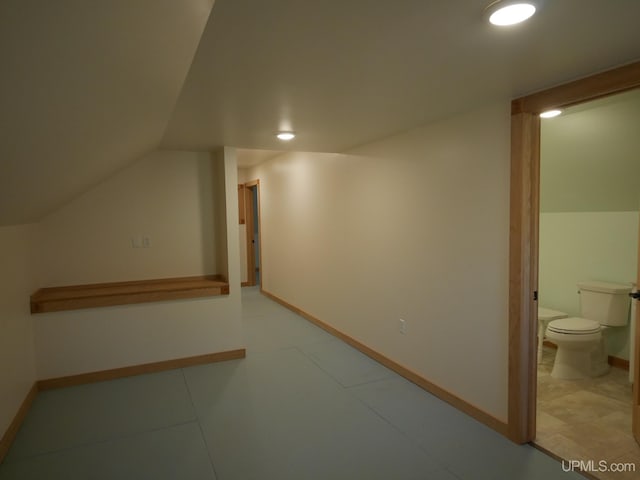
[30,275,229,314]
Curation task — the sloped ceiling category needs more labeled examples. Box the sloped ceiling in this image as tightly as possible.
[2,0,640,226]
[0,0,215,225]
[162,0,640,153]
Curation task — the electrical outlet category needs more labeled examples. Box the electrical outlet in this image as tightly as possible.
[399,318,407,334]
[131,236,142,248]
[142,236,151,248]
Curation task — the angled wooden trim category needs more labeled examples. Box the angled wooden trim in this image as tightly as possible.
[262,289,508,437]
[508,62,640,445]
[0,383,38,464]
[37,349,246,390]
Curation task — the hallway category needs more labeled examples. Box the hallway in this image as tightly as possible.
[0,288,584,479]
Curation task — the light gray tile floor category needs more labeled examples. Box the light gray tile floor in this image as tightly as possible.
[0,287,585,479]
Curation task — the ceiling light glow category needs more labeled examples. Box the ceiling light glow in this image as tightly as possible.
[276,132,295,141]
[487,2,536,26]
[539,109,562,119]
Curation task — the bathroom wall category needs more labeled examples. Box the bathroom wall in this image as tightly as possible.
[539,90,640,360]
[246,101,511,421]
[538,211,638,359]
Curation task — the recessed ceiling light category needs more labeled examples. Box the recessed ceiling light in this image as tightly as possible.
[276,132,295,141]
[540,109,562,119]
[486,1,536,26]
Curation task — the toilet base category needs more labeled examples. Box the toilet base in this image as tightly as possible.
[550,341,608,380]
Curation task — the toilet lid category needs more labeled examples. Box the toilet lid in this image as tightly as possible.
[548,317,601,334]
[538,307,568,321]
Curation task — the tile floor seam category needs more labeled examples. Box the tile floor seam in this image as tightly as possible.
[179,368,220,480]
[293,346,353,389]
[340,382,451,474]
[295,344,394,390]
[1,419,201,465]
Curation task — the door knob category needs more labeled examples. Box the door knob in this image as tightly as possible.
[629,291,640,300]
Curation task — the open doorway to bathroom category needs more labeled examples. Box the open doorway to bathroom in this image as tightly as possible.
[534,89,640,474]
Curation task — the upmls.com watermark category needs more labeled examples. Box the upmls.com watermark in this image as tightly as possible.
[562,459,637,473]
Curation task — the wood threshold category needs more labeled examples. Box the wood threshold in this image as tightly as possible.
[261,289,508,437]
[531,442,598,480]
[0,383,38,464]
[30,275,230,314]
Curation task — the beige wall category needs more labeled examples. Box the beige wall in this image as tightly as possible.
[0,225,38,434]
[38,150,220,286]
[32,148,244,379]
[247,102,511,420]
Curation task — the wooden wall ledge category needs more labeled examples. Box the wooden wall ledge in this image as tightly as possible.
[30,275,229,314]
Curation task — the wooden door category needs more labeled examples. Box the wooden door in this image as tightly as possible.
[245,186,256,286]
[634,222,640,445]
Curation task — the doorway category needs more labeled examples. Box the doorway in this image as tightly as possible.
[507,61,640,446]
[534,90,640,469]
[239,179,261,287]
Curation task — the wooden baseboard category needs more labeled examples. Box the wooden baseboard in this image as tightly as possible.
[0,383,38,464]
[261,289,508,437]
[607,355,629,371]
[542,340,629,371]
[1,349,246,464]
[38,349,246,390]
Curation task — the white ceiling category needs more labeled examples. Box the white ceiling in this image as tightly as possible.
[161,0,640,153]
[1,0,640,225]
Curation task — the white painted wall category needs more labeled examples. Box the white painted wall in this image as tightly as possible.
[539,212,638,359]
[33,148,244,379]
[38,150,219,286]
[0,225,38,435]
[247,102,511,421]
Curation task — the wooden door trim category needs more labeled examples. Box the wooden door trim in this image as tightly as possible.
[508,60,640,444]
[634,219,640,443]
[243,180,261,287]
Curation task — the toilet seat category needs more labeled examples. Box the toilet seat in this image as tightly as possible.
[547,317,601,335]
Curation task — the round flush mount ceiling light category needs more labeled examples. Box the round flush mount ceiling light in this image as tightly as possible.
[539,109,562,118]
[486,1,537,26]
[276,132,296,141]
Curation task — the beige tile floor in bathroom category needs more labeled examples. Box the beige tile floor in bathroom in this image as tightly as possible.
[536,346,640,480]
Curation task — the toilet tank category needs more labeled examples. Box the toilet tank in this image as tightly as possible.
[577,281,632,326]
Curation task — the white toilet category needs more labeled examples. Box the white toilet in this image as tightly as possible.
[537,307,568,364]
[546,281,631,380]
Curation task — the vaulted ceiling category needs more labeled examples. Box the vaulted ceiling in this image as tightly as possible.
[1,0,639,225]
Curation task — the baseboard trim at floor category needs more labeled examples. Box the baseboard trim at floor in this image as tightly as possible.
[542,341,629,371]
[37,349,247,390]
[261,289,508,437]
[0,349,246,464]
[0,383,38,464]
